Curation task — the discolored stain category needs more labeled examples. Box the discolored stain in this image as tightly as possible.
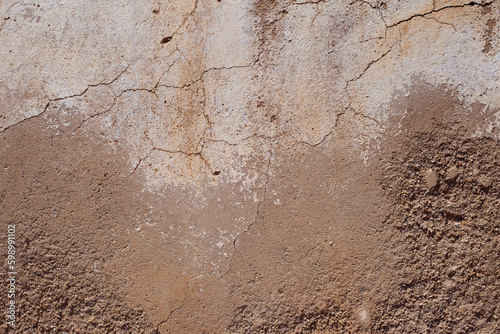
[226,135,392,333]
[385,80,495,141]
[252,0,288,46]
[0,113,158,333]
[376,81,500,333]
[482,18,497,53]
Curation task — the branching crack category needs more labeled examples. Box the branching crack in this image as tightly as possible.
[157,50,264,91]
[53,65,130,102]
[130,148,154,176]
[151,146,213,173]
[74,96,119,132]
[424,16,457,31]
[293,41,394,145]
[167,0,199,43]
[1,66,130,134]
[387,0,496,29]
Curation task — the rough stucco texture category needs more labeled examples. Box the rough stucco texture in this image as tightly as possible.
[0,0,499,333]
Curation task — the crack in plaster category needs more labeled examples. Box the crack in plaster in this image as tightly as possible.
[3,0,495,184]
[0,101,51,135]
[387,0,496,29]
[168,0,199,41]
[154,286,188,333]
[219,149,273,280]
[0,1,20,33]
[0,66,130,134]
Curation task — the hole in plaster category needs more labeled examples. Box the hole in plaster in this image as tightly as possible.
[160,36,172,44]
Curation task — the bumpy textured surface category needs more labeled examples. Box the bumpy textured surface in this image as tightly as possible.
[0,0,499,333]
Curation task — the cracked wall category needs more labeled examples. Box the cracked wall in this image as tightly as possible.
[1,0,499,333]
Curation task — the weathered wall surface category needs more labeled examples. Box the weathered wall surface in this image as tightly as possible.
[1,0,499,333]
